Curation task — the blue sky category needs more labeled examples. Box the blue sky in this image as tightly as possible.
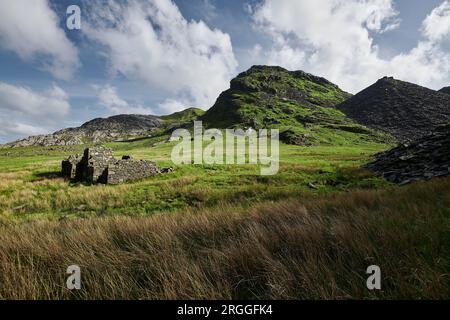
[0,0,449,143]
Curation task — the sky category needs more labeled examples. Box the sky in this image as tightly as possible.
[0,0,449,143]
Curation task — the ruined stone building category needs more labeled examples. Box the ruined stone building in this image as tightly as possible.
[62,146,170,184]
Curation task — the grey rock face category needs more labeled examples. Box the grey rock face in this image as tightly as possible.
[79,114,162,132]
[62,146,171,184]
[7,134,84,148]
[364,124,450,185]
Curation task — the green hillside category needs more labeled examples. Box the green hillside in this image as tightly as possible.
[161,107,205,125]
[202,65,389,145]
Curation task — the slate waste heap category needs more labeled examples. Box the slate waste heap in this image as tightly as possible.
[364,124,450,185]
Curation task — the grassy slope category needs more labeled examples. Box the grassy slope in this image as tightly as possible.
[201,66,389,145]
[0,137,448,299]
[0,138,390,221]
[0,179,448,299]
[160,107,205,124]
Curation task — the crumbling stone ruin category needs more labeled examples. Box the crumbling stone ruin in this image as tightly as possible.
[62,146,171,184]
[61,154,83,180]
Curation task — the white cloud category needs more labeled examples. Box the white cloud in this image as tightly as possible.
[0,83,71,142]
[158,98,191,114]
[83,0,238,109]
[0,83,70,116]
[6,123,48,137]
[422,1,450,42]
[95,85,154,115]
[251,0,450,93]
[0,0,79,80]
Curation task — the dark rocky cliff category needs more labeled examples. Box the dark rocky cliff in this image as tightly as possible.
[337,77,450,143]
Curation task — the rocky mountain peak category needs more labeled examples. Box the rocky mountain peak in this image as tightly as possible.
[337,77,450,143]
[77,114,162,132]
[230,65,341,93]
[201,65,388,146]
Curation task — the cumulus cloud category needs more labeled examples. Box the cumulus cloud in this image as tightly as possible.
[157,98,192,114]
[0,83,71,142]
[251,0,450,93]
[83,0,238,109]
[422,1,450,42]
[95,85,154,115]
[0,0,79,80]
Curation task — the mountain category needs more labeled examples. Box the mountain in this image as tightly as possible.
[201,65,386,145]
[79,114,162,132]
[2,109,204,148]
[439,86,450,95]
[3,114,163,148]
[337,77,450,143]
[365,124,450,185]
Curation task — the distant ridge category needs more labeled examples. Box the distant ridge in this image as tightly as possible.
[337,77,450,143]
[2,108,204,148]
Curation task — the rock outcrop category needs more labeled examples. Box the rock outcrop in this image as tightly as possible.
[337,77,450,143]
[9,134,84,148]
[62,146,171,184]
[364,124,450,185]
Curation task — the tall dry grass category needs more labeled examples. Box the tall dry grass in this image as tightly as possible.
[0,178,448,299]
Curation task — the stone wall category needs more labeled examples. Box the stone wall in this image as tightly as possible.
[106,157,161,184]
[81,146,116,184]
[62,146,168,184]
[61,155,83,180]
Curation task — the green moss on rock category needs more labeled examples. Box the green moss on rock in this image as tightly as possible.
[202,65,388,145]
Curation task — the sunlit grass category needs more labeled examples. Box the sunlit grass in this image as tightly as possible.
[0,139,390,220]
[0,178,448,299]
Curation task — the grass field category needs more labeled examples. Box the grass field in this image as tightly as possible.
[0,138,390,221]
[0,138,448,299]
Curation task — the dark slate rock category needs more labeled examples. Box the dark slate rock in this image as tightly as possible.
[364,124,450,184]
